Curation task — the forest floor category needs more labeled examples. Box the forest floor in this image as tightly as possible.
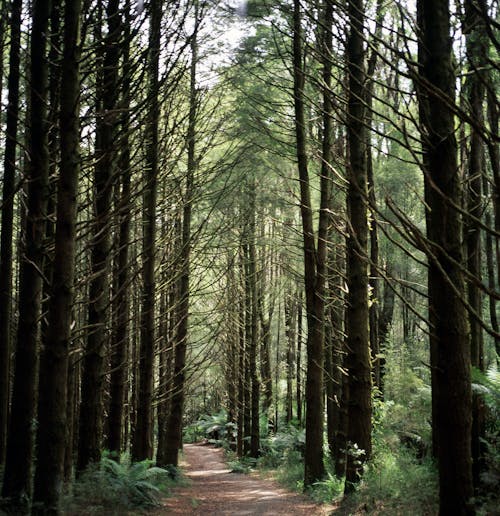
[152,443,335,515]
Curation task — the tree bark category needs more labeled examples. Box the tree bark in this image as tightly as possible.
[132,0,161,463]
[164,16,198,465]
[463,0,487,488]
[292,0,328,486]
[32,0,82,509]
[77,0,120,472]
[344,0,372,492]
[107,0,132,459]
[2,0,53,508]
[0,0,22,467]
[418,0,474,512]
[248,185,260,457]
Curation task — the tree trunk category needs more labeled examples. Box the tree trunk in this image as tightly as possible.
[463,0,487,488]
[296,293,302,425]
[1,0,52,508]
[344,0,372,491]
[248,188,260,457]
[163,17,198,465]
[0,0,22,467]
[77,0,120,472]
[107,0,132,456]
[366,0,384,390]
[237,257,246,455]
[418,0,474,512]
[284,293,296,425]
[292,0,328,486]
[132,0,160,463]
[378,267,395,396]
[32,0,82,509]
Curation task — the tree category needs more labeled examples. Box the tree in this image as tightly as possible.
[0,0,22,466]
[463,0,487,487]
[344,0,372,490]
[164,6,199,466]
[417,0,474,512]
[2,0,53,508]
[107,0,133,460]
[292,0,329,486]
[132,0,161,463]
[32,0,83,509]
[78,0,120,472]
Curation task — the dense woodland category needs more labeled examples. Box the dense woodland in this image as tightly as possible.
[0,0,499,514]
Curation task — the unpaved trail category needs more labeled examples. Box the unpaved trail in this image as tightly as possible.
[154,443,332,515]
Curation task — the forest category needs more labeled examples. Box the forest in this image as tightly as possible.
[0,0,499,514]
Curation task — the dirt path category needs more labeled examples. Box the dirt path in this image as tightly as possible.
[154,443,332,515]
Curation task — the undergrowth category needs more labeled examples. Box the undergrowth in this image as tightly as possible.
[61,454,186,515]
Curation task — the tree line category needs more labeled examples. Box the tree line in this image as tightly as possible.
[0,0,498,515]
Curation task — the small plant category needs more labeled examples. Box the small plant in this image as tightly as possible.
[184,410,237,447]
[61,456,176,514]
[309,473,344,504]
[227,457,256,474]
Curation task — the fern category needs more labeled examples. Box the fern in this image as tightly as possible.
[62,456,173,514]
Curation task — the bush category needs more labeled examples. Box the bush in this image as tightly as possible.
[258,426,305,469]
[359,443,438,514]
[227,456,257,474]
[308,473,344,504]
[61,456,177,515]
[183,410,236,447]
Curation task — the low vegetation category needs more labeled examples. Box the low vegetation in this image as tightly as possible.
[60,455,185,515]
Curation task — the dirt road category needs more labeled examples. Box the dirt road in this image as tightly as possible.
[154,443,331,515]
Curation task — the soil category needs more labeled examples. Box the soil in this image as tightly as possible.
[153,443,333,515]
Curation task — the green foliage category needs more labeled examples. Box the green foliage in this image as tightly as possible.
[348,389,438,514]
[471,366,500,513]
[274,450,304,492]
[360,444,438,514]
[183,410,236,446]
[61,456,178,514]
[227,456,257,474]
[258,426,305,468]
[308,473,344,504]
[472,366,500,425]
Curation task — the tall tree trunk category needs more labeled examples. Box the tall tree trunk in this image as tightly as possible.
[243,241,252,454]
[296,293,302,425]
[164,17,198,465]
[463,0,487,488]
[0,0,22,467]
[292,0,328,486]
[132,0,161,463]
[77,0,120,472]
[1,0,53,508]
[258,265,273,428]
[107,0,132,458]
[237,257,246,456]
[418,0,474,512]
[249,185,260,457]
[366,0,384,390]
[344,0,372,491]
[284,293,296,424]
[32,0,82,509]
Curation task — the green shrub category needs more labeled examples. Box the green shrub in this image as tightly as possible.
[308,473,344,504]
[183,410,236,447]
[361,443,438,513]
[61,457,177,514]
[227,456,257,474]
[275,449,304,491]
